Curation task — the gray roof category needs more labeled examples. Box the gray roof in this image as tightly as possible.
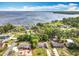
[0,41,3,48]
[52,38,57,41]
[18,45,31,49]
[51,41,64,48]
[38,42,47,48]
[18,43,31,49]
[24,26,31,30]
[59,25,71,28]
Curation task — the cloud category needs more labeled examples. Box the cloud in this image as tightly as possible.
[66,3,79,11]
[66,6,78,11]
[0,3,79,11]
[69,3,78,6]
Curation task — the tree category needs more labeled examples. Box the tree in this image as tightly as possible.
[31,39,38,48]
[0,26,4,33]
[36,23,44,27]
[3,23,15,32]
[17,34,30,41]
[41,34,48,41]
[62,17,79,28]
[30,34,39,48]
[14,26,25,32]
[0,23,15,33]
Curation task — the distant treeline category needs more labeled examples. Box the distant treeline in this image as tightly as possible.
[62,17,79,28]
[53,11,79,14]
[0,23,25,33]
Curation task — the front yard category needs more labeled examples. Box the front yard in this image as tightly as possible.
[57,47,79,56]
[57,48,72,56]
[5,39,14,45]
[32,48,47,56]
[68,48,79,56]
[0,46,8,56]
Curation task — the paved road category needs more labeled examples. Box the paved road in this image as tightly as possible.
[53,48,59,56]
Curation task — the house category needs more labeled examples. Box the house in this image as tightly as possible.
[53,38,57,41]
[51,36,58,42]
[66,39,74,47]
[59,25,71,28]
[0,35,10,43]
[17,43,32,56]
[51,41,64,48]
[18,43,31,50]
[0,32,2,34]
[38,42,47,48]
[24,25,31,30]
[0,41,3,48]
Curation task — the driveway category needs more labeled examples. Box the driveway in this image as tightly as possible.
[53,48,59,56]
[46,49,51,56]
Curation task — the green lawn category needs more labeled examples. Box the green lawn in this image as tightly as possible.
[57,47,79,56]
[0,47,8,56]
[68,48,79,56]
[32,48,47,56]
[5,39,14,45]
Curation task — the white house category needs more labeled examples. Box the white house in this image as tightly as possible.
[66,39,74,47]
[67,39,74,43]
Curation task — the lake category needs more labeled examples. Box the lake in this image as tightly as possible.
[0,11,79,26]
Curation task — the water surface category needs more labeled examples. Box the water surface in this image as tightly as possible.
[0,11,79,26]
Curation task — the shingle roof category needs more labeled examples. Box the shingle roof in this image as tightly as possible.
[38,42,47,48]
[18,43,31,49]
[0,41,3,48]
[51,41,64,48]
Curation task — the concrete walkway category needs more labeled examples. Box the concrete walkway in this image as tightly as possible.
[46,49,51,56]
[53,48,59,56]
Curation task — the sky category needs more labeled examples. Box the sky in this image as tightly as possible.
[0,2,79,11]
